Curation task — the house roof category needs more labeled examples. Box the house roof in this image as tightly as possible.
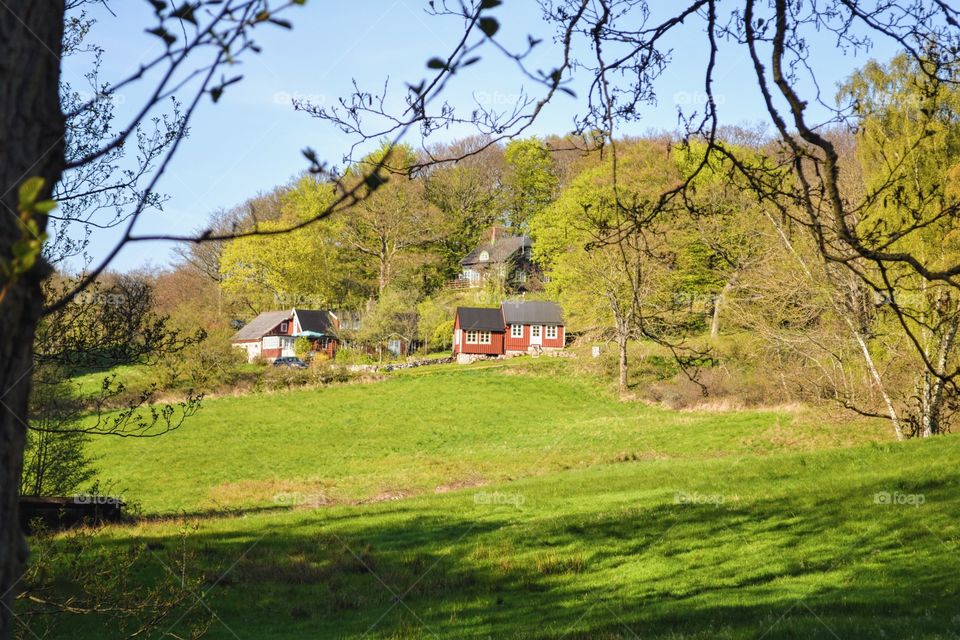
[294,309,335,335]
[461,234,532,266]
[456,307,505,331]
[501,300,564,326]
[230,310,291,342]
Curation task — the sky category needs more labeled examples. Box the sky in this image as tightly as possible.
[62,1,901,273]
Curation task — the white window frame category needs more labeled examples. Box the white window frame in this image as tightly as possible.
[479,250,490,261]
[280,321,288,333]
[511,324,523,339]
[545,325,558,340]
[466,330,491,345]
[531,325,541,338]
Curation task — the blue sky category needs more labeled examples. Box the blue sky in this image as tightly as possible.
[64,1,899,272]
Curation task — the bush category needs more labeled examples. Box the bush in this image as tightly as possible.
[334,346,375,366]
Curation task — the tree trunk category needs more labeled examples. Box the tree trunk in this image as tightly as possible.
[1,4,65,637]
[922,307,959,438]
[710,279,735,340]
[617,330,628,395]
[849,322,904,441]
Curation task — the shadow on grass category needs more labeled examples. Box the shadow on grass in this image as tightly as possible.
[51,463,960,640]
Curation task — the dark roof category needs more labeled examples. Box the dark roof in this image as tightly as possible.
[461,234,532,266]
[230,310,291,341]
[294,309,335,335]
[456,307,505,331]
[501,300,564,326]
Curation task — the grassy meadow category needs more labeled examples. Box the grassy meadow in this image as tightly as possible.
[19,358,960,639]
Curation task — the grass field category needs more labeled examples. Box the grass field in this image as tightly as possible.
[19,359,960,639]
[91,359,882,514]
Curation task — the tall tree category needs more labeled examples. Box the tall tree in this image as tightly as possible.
[532,140,704,393]
[337,145,448,296]
[840,53,960,437]
[219,176,358,312]
[501,138,560,233]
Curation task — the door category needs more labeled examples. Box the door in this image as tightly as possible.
[530,324,542,346]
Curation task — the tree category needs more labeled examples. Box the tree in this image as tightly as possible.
[423,136,505,279]
[533,140,706,393]
[337,144,448,296]
[2,2,310,633]
[356,288,418,361]
[219,176,357,312]
[501,138,560,233]
[839,53,960,437]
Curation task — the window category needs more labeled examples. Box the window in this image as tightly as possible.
[466,330,491,345]
[546,325,558,339]
[279,322,288,333]
[479,250,490,262]
[511,324,523,338]
[531,325,541,338]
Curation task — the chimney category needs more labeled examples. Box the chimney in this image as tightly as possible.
[491,226,498,243]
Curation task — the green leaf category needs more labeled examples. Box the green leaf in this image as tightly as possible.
[18,177,44,208]
[480,0,502,8]
[427,57,446,70]
[32,200,57,215]
[269,18,293,29]
[478,17,499,37]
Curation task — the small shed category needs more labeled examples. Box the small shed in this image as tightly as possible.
[453,307,506,355]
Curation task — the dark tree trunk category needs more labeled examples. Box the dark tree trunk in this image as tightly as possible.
[0,3,65,637]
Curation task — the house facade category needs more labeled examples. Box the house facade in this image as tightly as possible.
[458,227,539,291]
[501,300,565,354]
[453,301,565,356]
[452,307,505,356]
[231,308,340,362]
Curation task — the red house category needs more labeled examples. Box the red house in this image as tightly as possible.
[452,307,505,356]
[231,308,340,362]
[453,301,565,356]
[501,300,565,354]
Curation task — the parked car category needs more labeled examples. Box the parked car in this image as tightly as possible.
[272,357,308,369]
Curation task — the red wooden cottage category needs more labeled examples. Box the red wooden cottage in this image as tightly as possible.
[452,307,505,356]
[453,301,565,356]
[501,300,565,354]
[231,308,340,362]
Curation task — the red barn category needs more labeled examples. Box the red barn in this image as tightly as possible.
[452,307,505,356]
[501,300,565,354]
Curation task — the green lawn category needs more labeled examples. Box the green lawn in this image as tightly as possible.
[21,359,957,639]
[91,359,880,514]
